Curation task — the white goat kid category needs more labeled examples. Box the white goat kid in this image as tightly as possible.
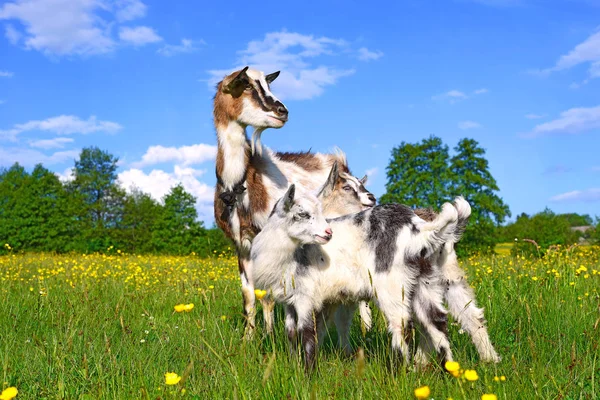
[251,184,469,371]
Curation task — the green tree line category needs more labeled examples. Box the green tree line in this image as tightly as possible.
[381,136,599,256]
[0,147,232,256]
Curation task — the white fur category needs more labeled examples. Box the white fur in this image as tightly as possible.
[251,189,466,369]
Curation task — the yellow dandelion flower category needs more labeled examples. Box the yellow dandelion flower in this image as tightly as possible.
[174,304,186,312]
[494,376,500,381]
[464,369,479,381]
[500,375,506,381]
[481,394,497,400]
[0,387,18,400]
[221,315,227,321]
[444,360,460,377]
[254,289,267,300]
[183,303,194,312]
[414,385,430,399]
[165,372,181,385]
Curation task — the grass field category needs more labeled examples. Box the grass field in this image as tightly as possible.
[1,246,599,399]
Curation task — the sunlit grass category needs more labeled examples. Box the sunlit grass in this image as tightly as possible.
[1,245,599,399]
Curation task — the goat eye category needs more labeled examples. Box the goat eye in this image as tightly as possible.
[297,212,310,219]
[343,185,352,191]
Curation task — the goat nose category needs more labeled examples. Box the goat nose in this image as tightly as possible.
[325,227,333,236]
[277,105,288,117]
[367,194,376,202]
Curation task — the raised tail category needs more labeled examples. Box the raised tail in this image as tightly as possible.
[413,200,460,257]
[451,196,471,244]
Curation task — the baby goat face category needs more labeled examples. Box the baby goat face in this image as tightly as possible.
[217,66,289,129]
[275,185,332,245]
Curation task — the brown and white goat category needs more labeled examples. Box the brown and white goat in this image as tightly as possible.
[212,66,375,338]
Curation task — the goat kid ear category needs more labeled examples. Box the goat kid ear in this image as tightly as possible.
[317,161,338,199]
[223,66,250,95]
[283,184,296,212]
[265,71,280,84]
[360,174,368,185]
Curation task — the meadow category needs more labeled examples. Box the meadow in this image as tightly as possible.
[1,245,599,399]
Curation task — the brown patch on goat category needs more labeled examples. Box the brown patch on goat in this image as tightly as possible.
[246,153,270,214]
[277,151,323,171]
[415,207,437,222]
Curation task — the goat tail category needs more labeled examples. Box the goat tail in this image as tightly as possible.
[418,200,460,253]
[452,196,471,243]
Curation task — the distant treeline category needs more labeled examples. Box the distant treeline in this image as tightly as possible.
[381,136,599,256]
[1,143,598,258]
[0,147,232,256]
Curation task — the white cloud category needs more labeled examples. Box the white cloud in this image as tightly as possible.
[114,0,146,22]
[56,166,75,182]
[207,30,356,100]
[432,90,468,103]
[0,146,79,167]
[0,70,14,77]
[550,188,600,202]
[0,0,116,56]
[119,26,162,46]
[0,115,122,141]
[432,87,488,103]
[29,137,74,149]
[118,165,215,221]
[157,38,202,57]
[358,47,383,61]
[365,167,378,182]
[537,30,600,85]
[525,113,545,119]
[5,23,21,44]
[0,0,163,57]
[458,120,483,130]
[525,105,600,137]
[132,143,217,168]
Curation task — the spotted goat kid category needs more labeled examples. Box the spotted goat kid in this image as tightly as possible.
[250,184,471,371]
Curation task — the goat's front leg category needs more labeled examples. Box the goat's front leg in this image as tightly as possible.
[239,257,256,340]
[285,305,299,356]
[296,306,324,373]
[260,297,275,335]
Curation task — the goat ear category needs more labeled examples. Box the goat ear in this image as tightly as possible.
[317,161,339,200]
[223,66,249,94]
[265,71,280,84]
[359,174,368,185]
[283,184,296,212]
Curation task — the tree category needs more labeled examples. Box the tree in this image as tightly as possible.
[511,208,578,256]
[67,147,125,251]
[449,139,511,254]
[117,188,161,253]
[381,135,452,207]
[152,184,204,254]
[0,163,30,252]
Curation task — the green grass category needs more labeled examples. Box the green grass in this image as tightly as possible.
[1,248,599,399]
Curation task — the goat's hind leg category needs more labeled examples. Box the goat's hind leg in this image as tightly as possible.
[445,274,500,363]
[412,276,453,368]
[260,297,275,335]
[442,251,500,363]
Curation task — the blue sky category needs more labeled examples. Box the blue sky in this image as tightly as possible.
[1,0,599,225]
